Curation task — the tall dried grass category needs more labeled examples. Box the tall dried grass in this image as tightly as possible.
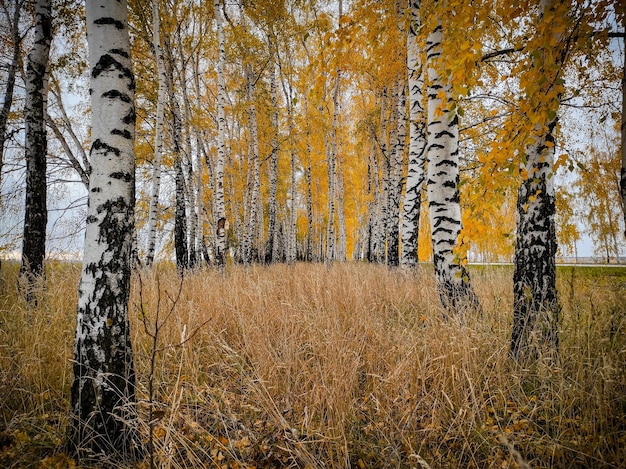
[0,262,624,468]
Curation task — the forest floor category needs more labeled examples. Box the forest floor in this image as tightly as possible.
[0,261,625,468]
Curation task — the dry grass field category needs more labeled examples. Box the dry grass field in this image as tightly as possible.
[0,261,625,468]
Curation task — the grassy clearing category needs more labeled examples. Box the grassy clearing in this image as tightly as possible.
[0,262,625,468]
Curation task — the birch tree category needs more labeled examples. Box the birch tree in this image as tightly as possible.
[242,63,262,264]
[619,19,626,237]
[145,0,167,267]
[401,0,426,269]
[70,0,141,460]
[214,0,227,269]
[425,15,480,314]
[325,0,344,263]
[19,0,52,299]
[163,37,189,271]
[510,0,567,360]
[267,59,280,263]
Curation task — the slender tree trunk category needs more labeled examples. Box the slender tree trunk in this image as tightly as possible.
[511,121,559,360]
[267,60,280,263]
[304,93,314,262]
[176,29,199,268]
[20,0,51,300]
[511,0,564,361]
[325,0,344,263]
[336,151,347,261]
[145,0,166,267]
[620,31,626,237]
[243,64,261,264]
[426,22,480,314]
[379,87,392,264]
[70,0,141,460]
[388,78,406,267]
[325,132,336,262]
[164,40,189,271]
[401,0,427,269]
[214,0,227,269]
[287,105,298,264]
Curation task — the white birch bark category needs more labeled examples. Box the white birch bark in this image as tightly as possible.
[511,0,561,360]
[426,22,479,314]
[145,0,166,267]
[214,0,227,268]
[401,0,427,269]
[388,79,406,267]
[287,105,298,264]
[379,88,390,263]
[70,0,141,459]
[20,0,51,299]
[619,31,626,237]
[267,60,280,263]
[512,120,559,359]
[163,40,188,270]
[336,152,347,261]
[325,0,344,263]
[242,63,261,263]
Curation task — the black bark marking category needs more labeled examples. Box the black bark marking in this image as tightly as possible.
[103,90,132,103]
[92,54,132,82]
[435,129,455,139]
[109,48,129,58]
[110,171,132,182]
[86,215,98,223]
[434,215,460,227]
[436,159,457,167]
[112,128,132,139]
[92,139,121,157]
[94,17,124,30]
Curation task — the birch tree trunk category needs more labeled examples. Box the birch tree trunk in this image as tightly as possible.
[176,28,199,268]
[511,0,563,361]
[70,0,141,460]
[619,31,626,237]
[367,142,381,262]
[214,0,227,269]
[163,40,189,271]
[325,0,344,263]
[287,105,298,264]
[387,79,406,267]
[511,121,559,360]
[336,153,347,261]
[19,0,51,300]
[426,22,480,314]
[379,88,390,263]
[401,0,427,269]
[242,63,261,264]
[267,60,280,263]
[145,0,166,267]
[304,93,314,262]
